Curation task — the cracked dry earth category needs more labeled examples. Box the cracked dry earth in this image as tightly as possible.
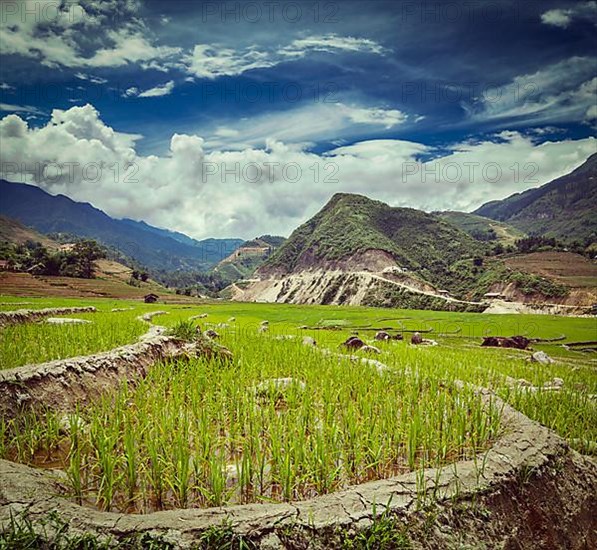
[0,315,595,548]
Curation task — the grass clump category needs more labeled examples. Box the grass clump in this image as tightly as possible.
[167,319,200,341]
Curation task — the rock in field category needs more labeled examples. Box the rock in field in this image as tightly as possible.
[545,377,564,388]
[481,336,531,349]
[411,332,423,345]
[342,336,365,349]
[302,336,317,347]
[531,351,555,365]
[375,331,391,341]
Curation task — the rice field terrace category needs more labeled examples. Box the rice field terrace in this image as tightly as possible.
[0,307,145,370]
[1,295,596,516]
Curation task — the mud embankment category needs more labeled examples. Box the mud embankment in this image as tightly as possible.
[0,306,97,327]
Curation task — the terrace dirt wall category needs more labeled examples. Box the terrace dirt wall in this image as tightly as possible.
[0,306,97,327]
[1,383,595,548]
[0,315,231,420]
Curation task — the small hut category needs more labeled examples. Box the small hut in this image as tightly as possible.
[144,293,159,304]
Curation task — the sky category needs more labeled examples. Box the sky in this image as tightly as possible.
[0,0,596,239]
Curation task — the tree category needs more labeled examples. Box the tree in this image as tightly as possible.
[140,272,149,282]
[71,240,106,278]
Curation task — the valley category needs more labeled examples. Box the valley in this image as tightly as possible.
[1,2,596,546]
[1,166,595,548]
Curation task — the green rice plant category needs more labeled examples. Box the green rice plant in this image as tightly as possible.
[168,413,193,508]
[66,412,85,506]
[90,411,122,511]
[122,419,138,503]
[3,297,595,514]
[0,310,145,369]
[167,319,199,341]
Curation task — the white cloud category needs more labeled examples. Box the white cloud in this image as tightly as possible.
[0,103,44,115]
[74,72,108,84]
[83,29,181,68]
[541,2,597,28]
[138,80,175,98]
[467,57,597,125]
[185,45,276,79]
[204,102,411,150]
[1,105,594,239]
[280,35,385,57]
[338,105,407,128]
[185,34,386,79]
[123,87,140,97]
[214,127,240,138]
[0,1,180,70]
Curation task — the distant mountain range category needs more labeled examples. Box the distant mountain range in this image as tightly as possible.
[474,152,597,242]
[0,180,243,272]
[1,153,594,309]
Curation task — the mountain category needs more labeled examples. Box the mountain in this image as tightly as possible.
[213,235,286,283]
[436,211,524,245]
[0,180,243,272]
[0,215,179,300]
[260,193,484,284]
[0,215,59,250]
[474,153,597,242]
[226,193,488,312]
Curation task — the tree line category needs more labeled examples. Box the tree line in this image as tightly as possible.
[0,239,106,279]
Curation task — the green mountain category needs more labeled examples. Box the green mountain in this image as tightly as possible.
[436,211,524,245]
[0,180,243,272]
[260,193,486,291]
[214,235,286,283]
[474,153,597,243]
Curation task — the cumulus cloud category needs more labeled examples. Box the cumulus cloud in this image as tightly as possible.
[0,105,594,239]
[541,2,597,28]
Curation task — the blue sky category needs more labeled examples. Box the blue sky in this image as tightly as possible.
[0,0,596,238]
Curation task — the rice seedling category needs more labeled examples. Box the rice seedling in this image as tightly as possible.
[0,310,145,369]
[1,326,503,513]
[2,296,595,515]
